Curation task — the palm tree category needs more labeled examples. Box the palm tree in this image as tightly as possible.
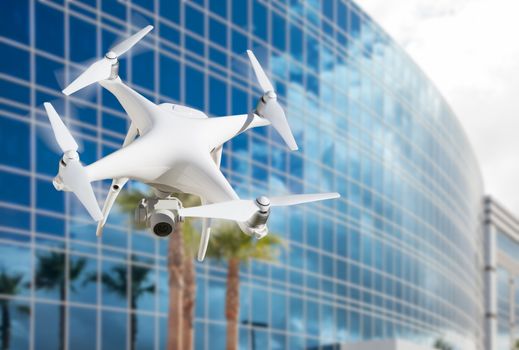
[0,269,24,350]
[98,261,154,350]
[433,338,453,350]
[206,223,284,350]
[116,189,199,350]
[180,217,201,350]
[35,252,86,350]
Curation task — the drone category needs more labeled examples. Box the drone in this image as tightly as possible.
[43,25,339,261]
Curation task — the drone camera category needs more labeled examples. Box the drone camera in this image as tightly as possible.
[150,209,176,237]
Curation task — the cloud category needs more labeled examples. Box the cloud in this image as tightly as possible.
[360,0,519,214]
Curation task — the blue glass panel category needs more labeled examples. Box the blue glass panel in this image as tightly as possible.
[209,76,227,115]
[0,116,30,170]
[70,16,96,63]
[36,214,64,237]
[102,0,126,20]
[185,5,204,36]
[0,170,29,205]
[135,313,155,349]
[185,65,204,109]
[271,12,286,51]
[253,0,267,39]
[69,306,97,350]
[0,79,30,104]
[186,34,204,56]
[36,2,64,56]
[133,51,155,91]
[35,303,60,350]
[232,0,248,29]
[160,0,179,22]
[209,18,227,48]
[160,55,180,100]
[349,6,361,37]
[36,55,64,91]
[0,0,29,43]
[102,310,127,349]
[0,43,29,81]
[0,206,30,230]
[232,30,247,55]
[209,0,227,19]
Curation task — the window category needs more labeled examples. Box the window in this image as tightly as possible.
[132,51,155,91]
[131,262,156,312]
[231,30,247,55]
[185,65,204,109]
[0,207,30,230]
[253,0,267,39]
[101,260,128,308]
[185,5,204,37]
[0,0,29,43]
[70,16,96,63]
[35,303,60,350]
[36,2,64,56]
[102,310,127,350]
[160,55,180,101]
[209,18,227,48]
[0,116,29,170]
[102,0,127,20]
[36,55,63,91]
[0,170,30,205]
[0,43,29,81]
[209,0,227,19]
[232,0,248,29]
[209,76,227,116]
[69,307,97,350]
[69,255,98,304]
[289,24,303,62]
[271,12,286,51]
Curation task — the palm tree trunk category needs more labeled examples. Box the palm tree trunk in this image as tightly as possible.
[167,222,184,350]
[59,283,65,350]
[1,302,10,350]
[182,255,196,350]
[225,258,240,350]
[130,298,137,350]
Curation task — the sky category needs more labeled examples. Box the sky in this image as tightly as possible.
[359,0,519,215]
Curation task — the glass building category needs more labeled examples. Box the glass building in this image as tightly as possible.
[0,0,484,349]
[484,197,519,350]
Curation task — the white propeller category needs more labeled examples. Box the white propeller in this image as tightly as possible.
[247,50,298,151]
[43,103,103,221]
[178,192,340,222]
[44,103,79,152]
[63,25,153,95]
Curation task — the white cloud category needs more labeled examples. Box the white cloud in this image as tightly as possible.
[360,0,519,214]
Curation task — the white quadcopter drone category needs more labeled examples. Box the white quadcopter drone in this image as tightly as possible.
[43,25,339,261]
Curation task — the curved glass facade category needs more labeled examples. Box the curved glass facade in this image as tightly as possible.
[0,0,484,350]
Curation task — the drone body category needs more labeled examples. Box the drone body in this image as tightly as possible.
[44,26,339,261]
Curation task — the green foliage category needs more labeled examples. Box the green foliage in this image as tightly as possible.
[433,338,453,350]
[35,252,86,293]
[95,260,155,301]
[207,223,284,264]
[0,269,23,298]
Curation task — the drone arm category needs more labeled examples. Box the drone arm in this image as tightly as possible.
[210,145,223,168]
[205,113,270,150]
[99,78,157,134]
[95,123,139,236]
[197,198,212,262]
